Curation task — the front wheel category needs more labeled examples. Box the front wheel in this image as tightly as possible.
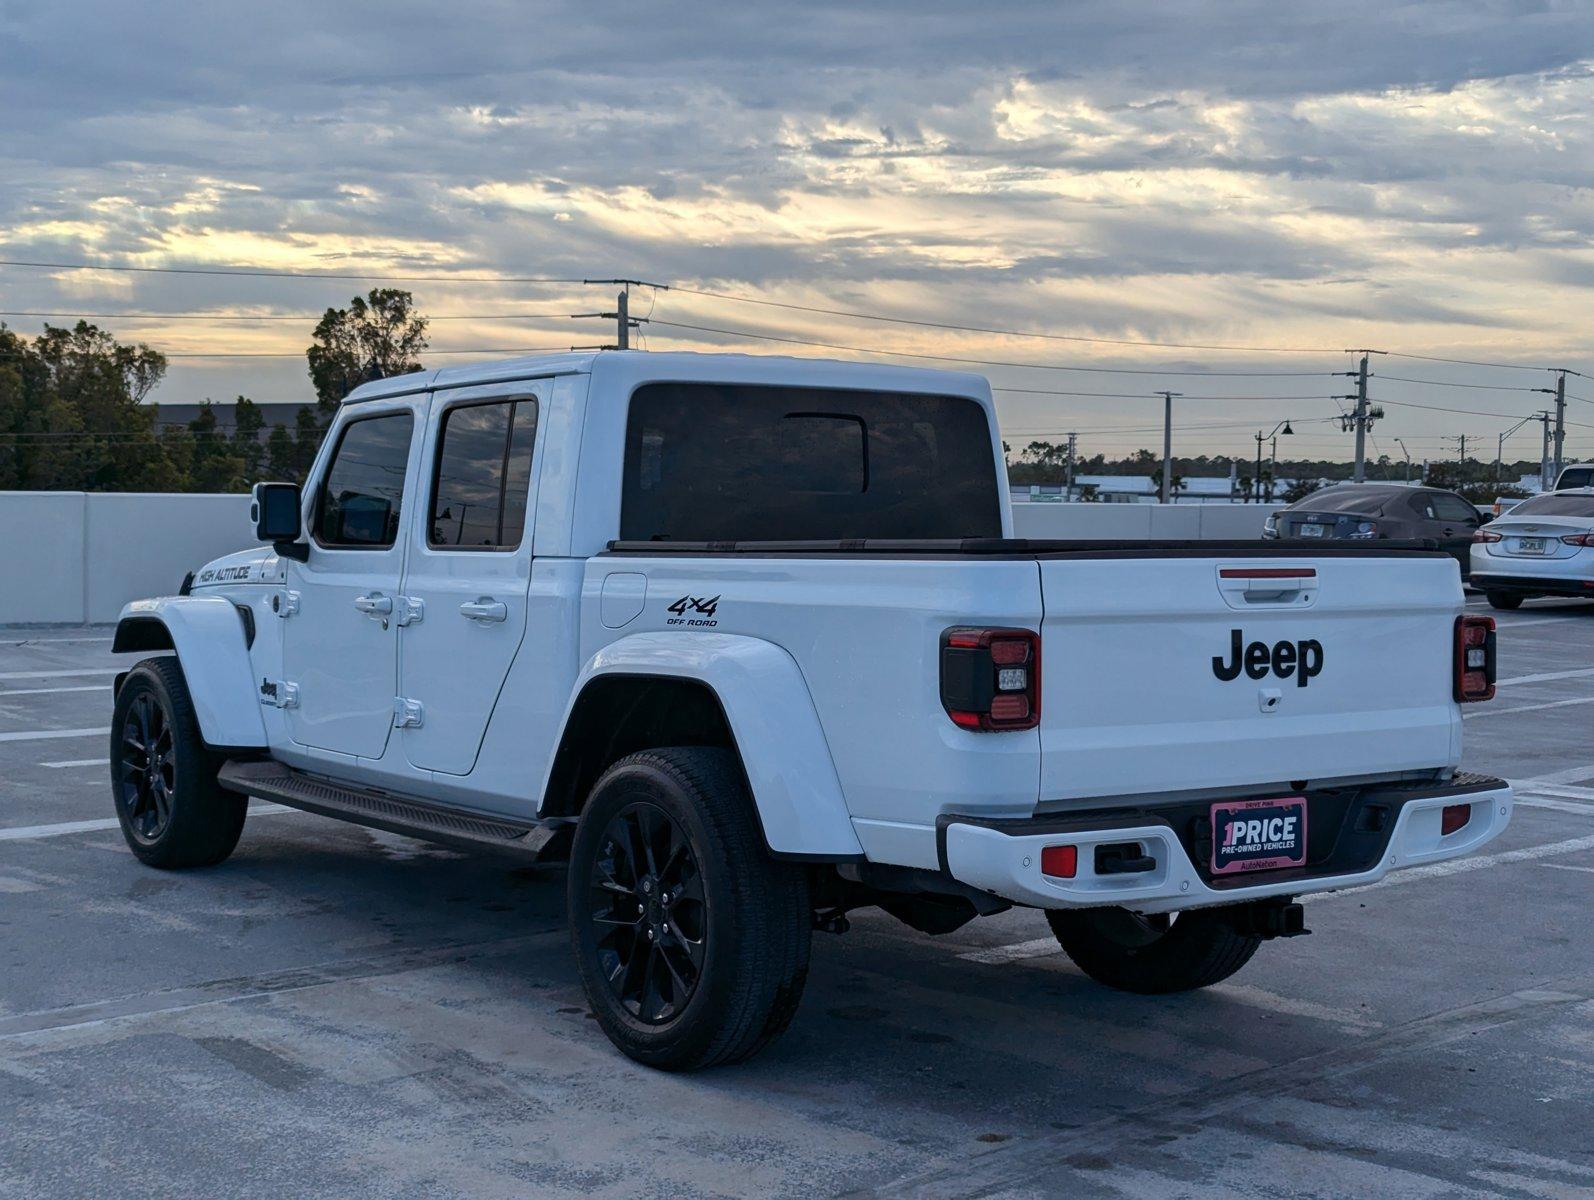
[1046,906,1260,994]
[567,747,811,1070]
[1486,591,1524,611]
[111,657,247,869]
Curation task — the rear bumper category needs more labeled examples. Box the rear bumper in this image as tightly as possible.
[1470,571,1594,597]
[938,775,1511,914]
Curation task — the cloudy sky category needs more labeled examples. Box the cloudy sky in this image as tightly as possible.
[3,1,1592,464]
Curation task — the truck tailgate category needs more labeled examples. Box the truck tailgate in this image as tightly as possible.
[1036,552,1461,802]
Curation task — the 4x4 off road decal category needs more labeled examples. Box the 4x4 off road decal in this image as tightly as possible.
[666,595,720,628]
[1212,628,1324,687]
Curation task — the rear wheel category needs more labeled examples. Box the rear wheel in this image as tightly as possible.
[1046,906,1260,994]
[1486,591,1524,611]
[111,657,247,869]
[567,747,811,1070]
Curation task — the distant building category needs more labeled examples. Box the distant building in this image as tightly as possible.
[145,401,313,434]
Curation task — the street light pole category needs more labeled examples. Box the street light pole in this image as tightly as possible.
[1253,420,1293,503]
[1394,438,1412,485]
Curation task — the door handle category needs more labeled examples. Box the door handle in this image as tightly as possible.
[354,592,393,617]
[460,597,508,623]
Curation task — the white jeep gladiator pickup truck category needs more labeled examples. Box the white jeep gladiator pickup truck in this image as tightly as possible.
[109,350,1512,1070]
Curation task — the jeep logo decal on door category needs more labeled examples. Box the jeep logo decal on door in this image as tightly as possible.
[1212,629,1323,687]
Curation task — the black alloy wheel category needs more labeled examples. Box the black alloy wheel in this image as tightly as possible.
[118,690,176,843]
[589,801,707,1024]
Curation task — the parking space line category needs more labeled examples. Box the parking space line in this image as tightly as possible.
[41,758,102,769]
[0,685,109,697]
[1541,863,1594,876]
[0,728,105,744]
[1466,696,1594,719]
[0,669,117,681]
[0,636,114,646]
[1515,764,1594,788]
[0,803,291,842]
[1515,796,1594,817]
[1494,667,1594,688]
[1305,833,1594,900]
[1206,982,1382,1032]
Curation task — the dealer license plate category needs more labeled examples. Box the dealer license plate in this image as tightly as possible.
[1210,797,1308,876]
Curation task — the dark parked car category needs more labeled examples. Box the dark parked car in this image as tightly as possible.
[1264,484,1484,577]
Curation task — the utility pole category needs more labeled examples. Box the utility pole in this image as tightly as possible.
[1336,351,1384,482]
[616,289,630,350]
[1534,369,1583,481]
[1446,433,1468,465]
[1539,411,1554,491]
[572,278,666,349]
[1063,432,1077,502]
[1394,438,1412,485]
[1157,392,1180,504]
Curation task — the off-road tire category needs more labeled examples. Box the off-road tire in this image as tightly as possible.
[568,747,811,1071]
[110,656,247,869]
[1486,591,1524,611]
[1047,906,1261,994]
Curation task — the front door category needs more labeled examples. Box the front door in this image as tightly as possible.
[1431,492,1483,573]
[281,399,425,759]
[398,384,546,774]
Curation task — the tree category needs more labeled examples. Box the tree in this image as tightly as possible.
[266,424,297,482]
[306,289,428,423]
[232,396,265,483]
[0,321,179,491]
[187,402,246,492]
[292,406,324,481]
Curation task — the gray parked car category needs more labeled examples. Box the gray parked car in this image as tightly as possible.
[1264,483,1485,578]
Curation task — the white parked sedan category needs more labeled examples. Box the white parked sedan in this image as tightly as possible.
[1471,488,1594,610]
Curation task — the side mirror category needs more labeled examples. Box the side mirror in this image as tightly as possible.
[251,482,308,560]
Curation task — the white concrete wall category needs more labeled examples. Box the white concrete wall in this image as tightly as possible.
[1012,501,1268,541]
[0,492,253,625]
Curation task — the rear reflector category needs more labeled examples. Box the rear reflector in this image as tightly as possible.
[1441,804,1471,836]
[941,627,1041,731]
[1041,845,1077,878]
[1453,615,1496,703]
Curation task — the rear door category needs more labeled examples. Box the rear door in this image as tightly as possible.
[1428,492,1483,571]
[1034,552,1460,803]
[397,382,547,775]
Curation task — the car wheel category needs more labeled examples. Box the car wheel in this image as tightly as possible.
[111,657,248,869]
[568,747,811,1070]
[1486,592,1524,611]
[1046,906,1261,994]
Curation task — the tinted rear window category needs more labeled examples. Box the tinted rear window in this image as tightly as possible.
[620,383,1002,541]
[1292,488,1396,515]
[1557,467,1593,489]
[1510,493,1594,518]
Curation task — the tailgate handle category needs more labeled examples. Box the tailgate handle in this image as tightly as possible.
[1219,566,1317,606]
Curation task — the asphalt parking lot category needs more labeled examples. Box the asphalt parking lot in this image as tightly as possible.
[2,599,1592,1200]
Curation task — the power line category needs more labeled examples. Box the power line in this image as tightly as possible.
[0,309,572,322]
[670,285,1339,355]
[993,387,1337,400]
[1381,349,1563,373]
[1375,374,1546,393]
[646,318,1336,378]
[0,344,579,360]
[0,258,587,284]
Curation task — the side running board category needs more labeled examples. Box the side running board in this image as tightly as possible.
[217,759,570,860]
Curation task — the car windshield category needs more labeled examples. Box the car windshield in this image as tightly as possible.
[1291,488,1393,515]
[1508,493,1594,518]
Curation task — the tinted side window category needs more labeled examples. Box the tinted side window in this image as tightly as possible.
[1558,468,1593,489]
[1409,494,1438,520]
[621,384,1001,541]
[429,399,539,549]
[314,412,415,548]
[1432,494,1478,522]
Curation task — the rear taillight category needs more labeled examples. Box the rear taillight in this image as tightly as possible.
[1561,533,1594,546]
[1454,615,1496,703]
[940,627,1041,731]
[1473,529,1502,543]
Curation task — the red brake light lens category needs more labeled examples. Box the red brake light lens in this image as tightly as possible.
[1440,804,1471,836]
[1473,529,1502,543]
[941,627,1041,731]
[1561,533,1594,547]
[1453,615,1496,703]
